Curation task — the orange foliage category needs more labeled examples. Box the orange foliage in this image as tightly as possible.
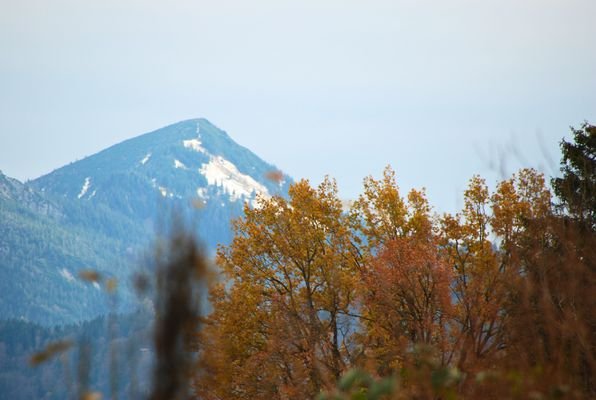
[195,178,361,399]
[362,238,452,374]
[194,166,594,399]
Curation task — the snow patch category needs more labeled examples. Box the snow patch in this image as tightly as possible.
[141,153,152,165]
[59,268,75,283]
[77,177,91,199]
[89,190,97,199]
[199,156,269,201]
[93,282,100,290]
[156,186,174,198]
[174,159,187,169]
[196,187,208,198]
[183,139,207,154]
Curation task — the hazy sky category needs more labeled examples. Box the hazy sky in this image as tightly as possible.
[1,0,595,212]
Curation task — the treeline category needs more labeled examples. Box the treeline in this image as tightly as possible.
[0,311,153,400]
[193,123,595,399]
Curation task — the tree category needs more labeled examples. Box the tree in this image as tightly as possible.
[438,176,504,373]
[195,178,361,399]
[350,167,451,374]
[500,184,595,397]
[350,166,433,253]
[361,237,452,374]
[491,168,552,262]
[552,122,596,231]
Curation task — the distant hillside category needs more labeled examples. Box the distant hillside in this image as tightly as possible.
[0,118,292,325]
[0,171,146,325]
[0,311,153,400]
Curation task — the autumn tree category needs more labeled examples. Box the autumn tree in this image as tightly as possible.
[437,175,506,374]
[350,167,452,374]
[195,178,362,399]
[352,167,556,378]
[435,168,576,399]
[350,167,433,253]
[361,238,452,374]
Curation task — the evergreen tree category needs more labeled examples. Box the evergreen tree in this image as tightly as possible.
[552,122,596,230]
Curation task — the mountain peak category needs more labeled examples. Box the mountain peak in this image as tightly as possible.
[32,118,291,227]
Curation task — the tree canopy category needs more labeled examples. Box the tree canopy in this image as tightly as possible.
[194,128,595,399]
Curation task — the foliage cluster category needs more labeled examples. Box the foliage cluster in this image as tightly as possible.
[194,124,595,399]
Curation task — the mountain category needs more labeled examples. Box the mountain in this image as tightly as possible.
[32,118,291,249]
[0,118,292,325]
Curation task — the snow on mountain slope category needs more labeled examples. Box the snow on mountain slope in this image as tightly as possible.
[174,159,187,169]
[200,155,269,201]
[140,153,152,165]
[183,138,208,154]
[77,177,91,199]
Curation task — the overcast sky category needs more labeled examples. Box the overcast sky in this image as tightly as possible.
[1,0,595,212]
